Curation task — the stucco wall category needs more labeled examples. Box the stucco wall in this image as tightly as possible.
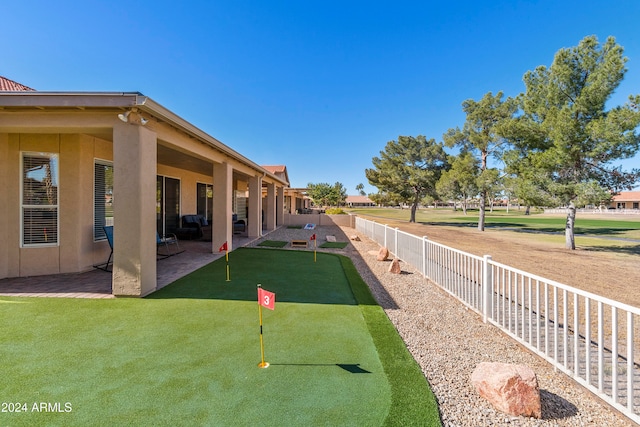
[0,133,117,278]
[156,163,213,217]
[0,133,9,279]
[284,213,355,227]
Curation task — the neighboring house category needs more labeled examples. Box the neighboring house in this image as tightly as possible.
[261,165,309,214]
[0,75,35,91]
[0,77,293,296]
[345,195,375,207]
[610,191,640,209]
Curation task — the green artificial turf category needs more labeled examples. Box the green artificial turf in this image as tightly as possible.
[0,248,439,426]
[256,240,288,248]
[319,241,349,249]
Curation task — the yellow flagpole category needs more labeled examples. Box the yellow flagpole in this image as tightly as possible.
[257,285,269,368]
[314,238,317,263]
[225,249,230,281]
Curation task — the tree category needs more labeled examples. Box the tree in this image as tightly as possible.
[509,35,640,249]
[444,92,517,231]
[332,182,347,206]
[369,191,399,207]
[355,183,366,196]
[479,168,502,212]
[436,152,479,214]
[502,148,559,214]
[306,182,347,207]
[366,135,448,222]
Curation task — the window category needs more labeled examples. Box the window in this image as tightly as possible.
[197,183,213,223]
[94,161,114,241]
[22,152,59,246]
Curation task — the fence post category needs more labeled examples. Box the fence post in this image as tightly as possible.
[394,227,399,258]
[483,255,493,323]
[384,224,388,249]
[422,236,428,278]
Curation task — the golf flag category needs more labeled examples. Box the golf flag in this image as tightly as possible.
[310,233,316,241]
[258,287,275,310]
[257,285,275,368]
[310,234,317,262]
[219,241,230,281]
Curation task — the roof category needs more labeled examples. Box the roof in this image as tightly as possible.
[0,76,35,91]
[261,165,289,185]
[262,165,286,174]
[346,195,374,203]
[0,91,288,186]
[612,191,640,202]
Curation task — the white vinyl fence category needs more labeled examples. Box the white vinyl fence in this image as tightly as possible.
[355,216,640,424]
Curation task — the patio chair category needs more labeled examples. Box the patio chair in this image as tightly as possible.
[94,225,114,272]
[94,226,183,271]
[233,213,246,234]
[157,231,184,259]
[181,214,212,241]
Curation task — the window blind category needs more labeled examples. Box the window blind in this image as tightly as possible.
[22,153,58,246]
[94,161,113,240]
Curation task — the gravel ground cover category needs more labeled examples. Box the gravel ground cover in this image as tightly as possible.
[248,225,635,427]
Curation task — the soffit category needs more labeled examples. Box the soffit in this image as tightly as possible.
[157,144,212,176]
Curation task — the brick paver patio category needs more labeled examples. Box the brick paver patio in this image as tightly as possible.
[0,235,255,298]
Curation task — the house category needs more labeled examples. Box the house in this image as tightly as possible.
[345,195,375,207]
[261,165,310,214]
[0,76,300,297]
[610,191,640,210]
[0,76,35,91]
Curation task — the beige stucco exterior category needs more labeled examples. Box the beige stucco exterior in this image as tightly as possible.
[0,92,289,296]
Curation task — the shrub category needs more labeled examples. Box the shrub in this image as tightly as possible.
[325,208,346,215]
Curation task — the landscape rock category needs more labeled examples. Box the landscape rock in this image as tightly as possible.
[471,362,541,419]
[388,258,402,274]
[350,235,361,241]
[377,247,390,261]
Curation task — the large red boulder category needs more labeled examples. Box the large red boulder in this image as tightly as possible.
[388,258,402,274]
[471,362,541,418]
[376,247,390,261]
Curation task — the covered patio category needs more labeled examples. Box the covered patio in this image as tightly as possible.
[1,91,291,297]
[0,233,257,299]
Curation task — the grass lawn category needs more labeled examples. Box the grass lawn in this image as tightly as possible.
[256,240,288,248]
[319,242,350,249]
[0,248,439,426]
[348,207,640,241]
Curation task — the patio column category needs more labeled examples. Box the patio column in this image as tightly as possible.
[112,121,157,297]
[213,162,232,251]
[264,181,276,231]
[248,174,262,238]
[276,186,284,226]
[0,133,8,279]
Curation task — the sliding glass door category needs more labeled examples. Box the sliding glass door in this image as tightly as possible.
[157,176,180,236]
[197,183,213,224]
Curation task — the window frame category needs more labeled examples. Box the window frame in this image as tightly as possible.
[21,151,59,247]
[94,159,114,242]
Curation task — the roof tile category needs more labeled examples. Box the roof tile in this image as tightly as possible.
[0,76,35,91]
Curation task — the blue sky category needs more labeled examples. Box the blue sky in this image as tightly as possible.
[3,1,639,193]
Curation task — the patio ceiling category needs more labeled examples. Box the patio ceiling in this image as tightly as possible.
[157,143,213,176]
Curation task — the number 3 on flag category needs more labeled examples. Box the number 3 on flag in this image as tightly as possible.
[258,287,276,310]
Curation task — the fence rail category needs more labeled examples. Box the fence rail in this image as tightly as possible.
[355,217,640,424]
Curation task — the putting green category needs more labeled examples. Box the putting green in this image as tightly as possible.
[0,248,439,426]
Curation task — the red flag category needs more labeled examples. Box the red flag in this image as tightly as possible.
[258,287,275,310]
[219,241,228,252]
[310,234,316,241]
